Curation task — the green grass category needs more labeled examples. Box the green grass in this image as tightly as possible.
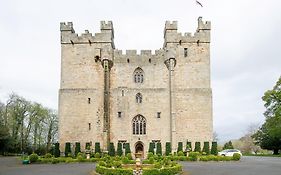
[243,153,281,157]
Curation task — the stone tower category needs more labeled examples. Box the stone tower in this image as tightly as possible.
[58,17,212,155]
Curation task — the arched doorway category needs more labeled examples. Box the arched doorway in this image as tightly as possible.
[135,142,144,158]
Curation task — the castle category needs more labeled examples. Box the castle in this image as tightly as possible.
[58,17,213,157]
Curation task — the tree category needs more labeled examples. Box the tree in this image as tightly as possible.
[156,142,162,155]
[223,141,234,150]
[252,76,281,154]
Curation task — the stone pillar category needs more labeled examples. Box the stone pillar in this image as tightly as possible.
[164,49,176,153]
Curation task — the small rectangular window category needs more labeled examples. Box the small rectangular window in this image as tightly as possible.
[118,112,122,118]
[157,112,161,118]
[122,90,124,96]
[88,98,91,104]
[184,48,188,57]
[88,123,91,130]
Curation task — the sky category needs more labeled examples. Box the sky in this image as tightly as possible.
[0,0,280,143]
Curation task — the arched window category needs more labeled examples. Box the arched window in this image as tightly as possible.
[132,115,146,135]
[136,93,142,103]
[134,68,144,83]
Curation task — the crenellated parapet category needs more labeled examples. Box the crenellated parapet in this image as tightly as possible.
[60,21,114,48]
[164,17,211,46]
[113,49,165,63]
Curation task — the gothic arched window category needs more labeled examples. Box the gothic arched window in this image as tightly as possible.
[134,68,144,83]
[136,93,142,103]
[132,115,146,135]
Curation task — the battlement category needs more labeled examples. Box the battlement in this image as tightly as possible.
[60,21,114,46]
[197,17,211,31]
[60,22,75,33]
[101,21,113,30]
[164,17,211,46]
[114,49,164,57]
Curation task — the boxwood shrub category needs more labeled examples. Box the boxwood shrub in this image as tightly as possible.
[29,153,39,163]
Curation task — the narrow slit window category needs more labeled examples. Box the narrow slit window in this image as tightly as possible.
[184,48,188,57]
[118,112,122,118]
[157,112,161,118]
[88,98,91,104]
[88,123,91,130]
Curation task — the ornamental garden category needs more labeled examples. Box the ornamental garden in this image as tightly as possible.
[23,141,241,175]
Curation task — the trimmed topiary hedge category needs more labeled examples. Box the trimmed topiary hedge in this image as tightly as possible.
[95,142,101,153]
[117,142,123,156]
[202,142,210,155]
[148,142,155,154]
[143,164,182,175]
[232,153,241,161]
[211,142,218,155]
[54,142,60,158]
[186,141,192,151]
[124,143,131,155]
[85,142,91,150]
[194,142,201,152]
[65,142,71,157]
[177,142,183,153]
[165,142,171,156]
[75,142,81,157]
[108,142,115,156]
[156,142,162,155]
[96,165,133,175]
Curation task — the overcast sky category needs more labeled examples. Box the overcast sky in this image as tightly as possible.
[0,0,280,143]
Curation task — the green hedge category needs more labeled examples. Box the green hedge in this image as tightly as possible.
[143,164,182,175]
[96,165,133,175]
[85,142,91,150]
[186,141,192,151]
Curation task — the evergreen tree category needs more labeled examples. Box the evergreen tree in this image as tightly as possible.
[75,142,81,156]
[194,142,201,152]
[156,142,162,155]
[165,142,171,155]
[223,141,234,150]
[148,142,155,154]
[65,142,71,157]
[95,142,101,153]
[117,142,123,156]
[108,142,115,156]
[211,142,218,155]
[202,142,210,154]
[177,142,183,153]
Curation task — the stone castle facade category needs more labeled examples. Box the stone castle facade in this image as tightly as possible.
[58,17,213,156]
